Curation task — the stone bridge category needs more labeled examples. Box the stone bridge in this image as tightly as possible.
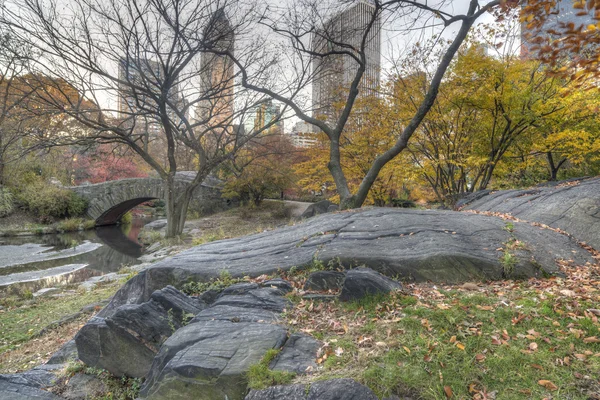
[69,172,229,226]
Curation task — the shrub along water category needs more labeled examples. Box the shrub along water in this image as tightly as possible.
[16,182,88,222]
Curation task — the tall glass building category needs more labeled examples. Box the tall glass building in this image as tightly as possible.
[311,1,381,123]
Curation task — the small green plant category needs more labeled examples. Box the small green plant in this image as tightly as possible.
[182,312,195,326]
[20,289,33,300]
[0,186,14,217]
[246,349,295,390]
[167,308,176,333]
[501,250,517,276]
[62,361,142,399]
[181,271,245,296]
[503,221,514,232]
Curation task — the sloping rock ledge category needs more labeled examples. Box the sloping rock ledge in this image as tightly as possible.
[101,207,594,316]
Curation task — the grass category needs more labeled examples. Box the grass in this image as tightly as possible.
[0,282,121,370]
[246,349,296,390]
[0,210,96,236]
[283,266,600,399]
[55,217,96,233]
[181,270,246,296]
[186,202,295,246]
[50,360,142,399]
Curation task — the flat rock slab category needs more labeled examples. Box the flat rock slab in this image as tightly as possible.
[139,320,288,400]
[102,208,594,313]
[0,264,88,287]
[0,242,101,270]
[245,378,379,400]
[460,177,600,249]
[0,380,61,400]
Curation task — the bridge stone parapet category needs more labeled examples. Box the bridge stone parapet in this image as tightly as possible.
[69,172,229,226]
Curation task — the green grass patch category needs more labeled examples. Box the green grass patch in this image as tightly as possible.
[0,284,120,355]
[59,361,142,399]
[287,287,600,399]
[181,270,246,296]
[246,349,296,390]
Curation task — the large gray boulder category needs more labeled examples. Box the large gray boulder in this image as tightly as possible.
[245,378,379,400]
[139,279,298,399]
[139,320,288,400]
[460,177,600,249]
[100,208,594,315]
[340,268,402,302]
[76,286,205,377]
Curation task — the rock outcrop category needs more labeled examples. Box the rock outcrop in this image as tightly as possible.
[0,367,60,400]
[139,287,298,399]
[101,208,593,314]
[140,320,288,400]
[75,286,205,377]
[245,378,379,400]
[460,177,600,249]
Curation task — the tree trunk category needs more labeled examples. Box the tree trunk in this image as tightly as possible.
[164,175,191,238]
[546,152,567,181]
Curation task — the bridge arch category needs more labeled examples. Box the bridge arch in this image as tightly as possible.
[69,173,227,226]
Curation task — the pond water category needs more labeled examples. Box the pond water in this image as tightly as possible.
[0,216,155,293]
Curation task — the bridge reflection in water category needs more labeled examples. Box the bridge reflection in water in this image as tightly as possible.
[0,217,153,293]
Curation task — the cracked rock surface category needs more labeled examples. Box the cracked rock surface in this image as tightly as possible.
[460,177,600,249]
[103,208,593,313]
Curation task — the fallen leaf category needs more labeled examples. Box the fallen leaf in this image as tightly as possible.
[462,283,479,291]
[529,342,538,351]
[583,336,600,343]
[538,380,558,391]
[443,385,453,398]
[456,342,465,351]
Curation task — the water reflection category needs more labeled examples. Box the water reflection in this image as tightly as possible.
[0,216,155,290]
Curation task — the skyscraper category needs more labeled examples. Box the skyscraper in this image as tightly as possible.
[312,1,381,121]
[117,58,162,117]
[197,8,235,130]
[244,99,283,135]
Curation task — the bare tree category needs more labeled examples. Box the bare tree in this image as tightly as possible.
[221,0,506,208]
[1,0,282,236]
[0,32,41,185]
